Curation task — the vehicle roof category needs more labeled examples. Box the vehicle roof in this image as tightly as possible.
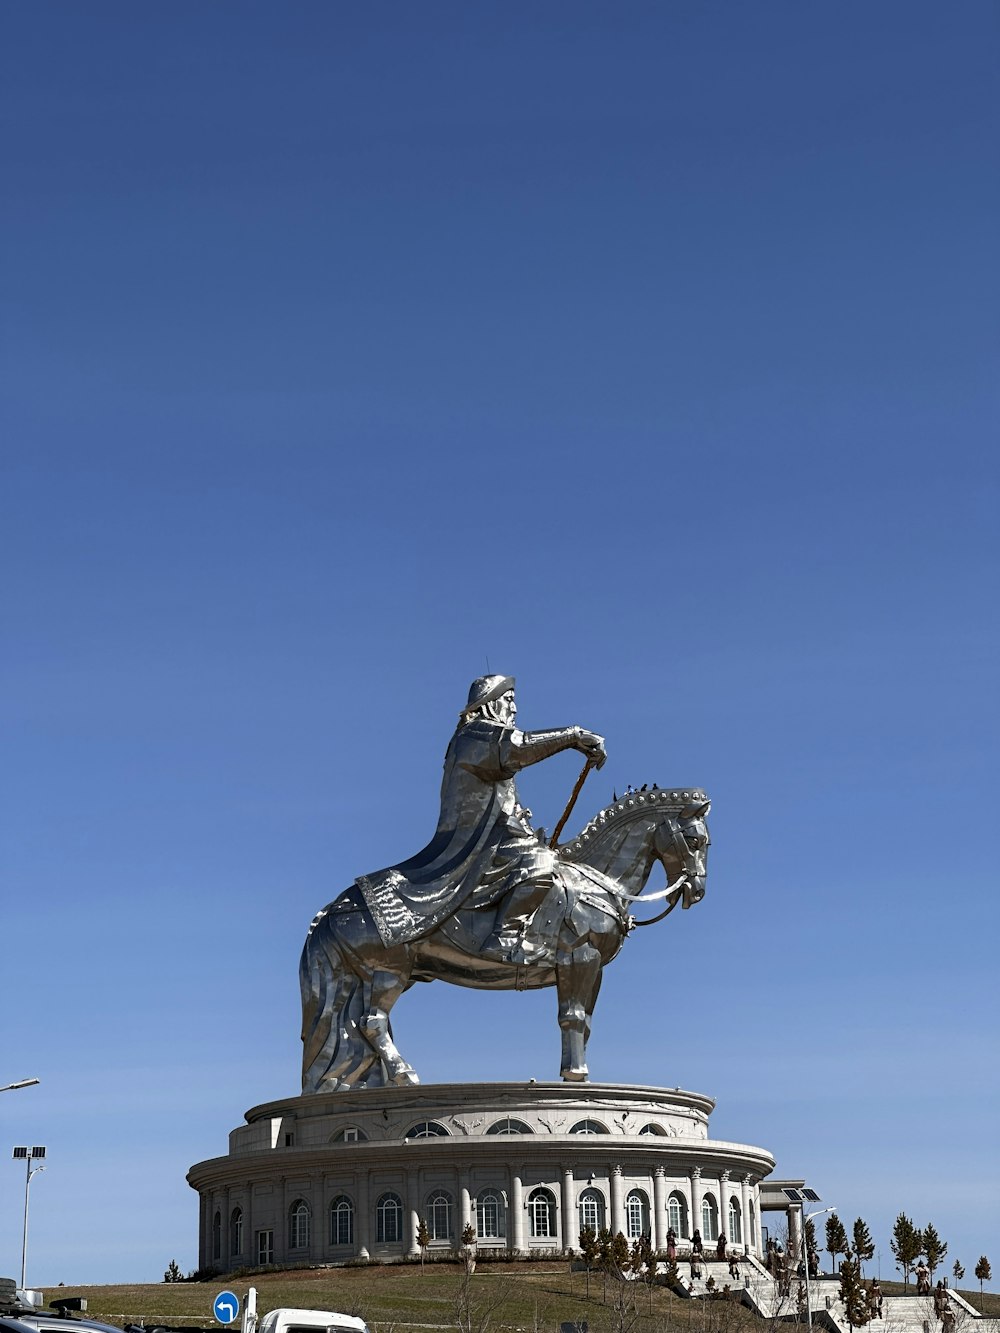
[258,1312,368,1333]
[0,1316,123,1333]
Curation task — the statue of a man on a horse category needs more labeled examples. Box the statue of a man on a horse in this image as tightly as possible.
[301,675,709,1093]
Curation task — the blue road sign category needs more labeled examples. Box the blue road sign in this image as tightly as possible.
[213,1292,240,1325]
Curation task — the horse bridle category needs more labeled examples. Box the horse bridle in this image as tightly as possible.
[629,813,707,928]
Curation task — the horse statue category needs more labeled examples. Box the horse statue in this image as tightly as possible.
[300,784,710,1093]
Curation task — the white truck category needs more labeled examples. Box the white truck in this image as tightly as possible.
[240,1288,369,1333]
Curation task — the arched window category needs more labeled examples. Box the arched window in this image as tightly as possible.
[639,1123,666,1136]
[701,1193,719,1242]
[569,1119,609,1135]
[428,1191,453,1241]
[528,1187,557,1239]
[626,1189,650,1240]
[728,1197,742,1244]
[487,1118,533,1135]
[405,1121,449,1139]
[331,1126,368,1143]
[212,1209,221,1261]
[330,1195,354,1246]
[578,1187,605,1234]
[230,1207,243,1257]
[476,1189,506,1240]
[289,1199,311,1249]
[376,1192,403,1244]
[668,1191,689,1237]
[749,1200,757,1246]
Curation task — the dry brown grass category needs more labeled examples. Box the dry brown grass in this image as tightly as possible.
[36,1265,999,1333]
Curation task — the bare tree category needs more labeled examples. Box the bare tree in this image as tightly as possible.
[756,1277,801,1325]
[454,1270,516,1333]
[606,1261,640,1333]
[636,1233,657,1313]
[340,1272,397,1333]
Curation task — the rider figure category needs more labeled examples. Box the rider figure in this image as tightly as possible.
[354,674,606,959]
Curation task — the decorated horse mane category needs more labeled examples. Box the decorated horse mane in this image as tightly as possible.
[557,785,709,858]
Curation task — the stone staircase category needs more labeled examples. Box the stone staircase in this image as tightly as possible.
[823,1291,991,1333]
[661,1256,780,1304]
[662,1258,996,1333]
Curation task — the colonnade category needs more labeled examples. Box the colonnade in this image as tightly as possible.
[202,1163,761,1270]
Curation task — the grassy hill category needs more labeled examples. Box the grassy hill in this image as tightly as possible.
[32,1266,1000,1333]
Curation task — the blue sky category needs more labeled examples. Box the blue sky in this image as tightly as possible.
[2,1,997,1289]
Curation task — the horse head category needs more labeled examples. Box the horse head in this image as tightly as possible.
[623,798,710,921]
[659,800,710,908]
[559,786,710,920]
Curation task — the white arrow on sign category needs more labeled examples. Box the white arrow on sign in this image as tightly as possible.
[213,1292,240,1325]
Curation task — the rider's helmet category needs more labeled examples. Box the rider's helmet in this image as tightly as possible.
[465,674,515,711]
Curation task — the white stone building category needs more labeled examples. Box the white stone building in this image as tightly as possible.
[187,1081,777,1273]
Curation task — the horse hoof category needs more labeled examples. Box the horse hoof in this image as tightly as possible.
[561,1066,589,1082]
[391,1066,420,1087]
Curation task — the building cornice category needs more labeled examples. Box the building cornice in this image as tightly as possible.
[243,1081,717,1124]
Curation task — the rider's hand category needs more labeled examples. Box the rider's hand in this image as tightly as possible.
[577,729,607,769]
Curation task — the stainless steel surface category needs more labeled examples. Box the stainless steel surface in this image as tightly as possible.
[301,677,709,1093]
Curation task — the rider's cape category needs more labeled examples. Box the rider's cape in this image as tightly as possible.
[356,719,528,947]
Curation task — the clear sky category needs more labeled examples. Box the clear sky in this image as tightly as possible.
[2,0,997,1290]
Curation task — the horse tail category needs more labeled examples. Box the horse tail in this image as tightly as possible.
[300,904,378,1093]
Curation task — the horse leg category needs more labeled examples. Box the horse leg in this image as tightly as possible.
[580,956,603,1056]
[555,941,602,1081]
[572,950,604,1077]
[360,965,419,1086]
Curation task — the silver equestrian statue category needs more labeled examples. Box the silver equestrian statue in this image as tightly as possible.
[301,675,709,1093]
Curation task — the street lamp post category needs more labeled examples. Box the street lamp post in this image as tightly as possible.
[0,1080,40,1094]
[12,1146,47,1289]
[802,1205,836,1330]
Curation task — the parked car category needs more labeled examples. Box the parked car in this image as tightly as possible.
[0,1282,124,1333]
[1,1309,126,1333]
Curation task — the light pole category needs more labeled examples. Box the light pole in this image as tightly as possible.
[0,1080,40,1094]
[802,1205,836,1330]
[12,1146,47,1289]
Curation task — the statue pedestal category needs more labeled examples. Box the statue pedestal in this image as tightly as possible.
[188,1081,775,1273]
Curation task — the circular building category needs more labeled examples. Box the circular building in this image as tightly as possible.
[187,1081,775,1273]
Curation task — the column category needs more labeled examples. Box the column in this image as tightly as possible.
[719,1171,730,1243]
[689,1167,702,1241]
[788,1204,803,1262]
[652,1167,667,1252]
[511,1170,525,1254]
[740,1176,751,1255]
[356,1169,371,1260]
[561,1167,577,1253]
[406,1172,421,1257]
[610,1165,625,1237]
[460,1173,472,1237]
[245,1181,254,1265]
